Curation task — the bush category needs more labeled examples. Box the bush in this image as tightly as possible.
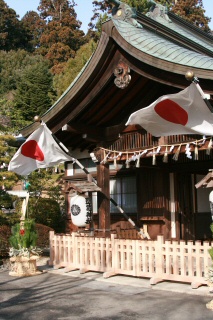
[0,225,11,256]
[35,223,54,248]
[28,197,66,233]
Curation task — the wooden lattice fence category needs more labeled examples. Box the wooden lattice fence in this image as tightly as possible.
[49,231,213,288]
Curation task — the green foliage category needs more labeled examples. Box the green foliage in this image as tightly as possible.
[28,197,66,233]
[0,50,56,129]
[35,223,54,248]
[37,0,87,74]
[9,219,38,249]
[210,223,213,235]
[0,190,20,227]
[0,190,13,209]
[13,60,56,122]
[0,211,20,227]
[0,224,11,256]
[208,223,213,263]
[0,134,19,190]
[0,0,30,51]
[23,169,66,232]
[209,248,213,261]
[0,223,53,257]
[27,169,63,197]
[53,40,97,97]
[0,50,47,94]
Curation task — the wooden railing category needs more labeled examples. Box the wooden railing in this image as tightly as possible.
[106,132,201,152]
[49,231,212,288]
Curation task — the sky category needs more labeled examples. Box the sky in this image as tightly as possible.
[5,0,213,32]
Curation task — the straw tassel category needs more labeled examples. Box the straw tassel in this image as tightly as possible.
[103,149,106,164]
[206,139,212,155]
[194,142,198,160]
[163,146,168,163]
[126,153,130,168]
[152,148,156,166]
[173,144,181,161]
[136,154,140,168]
[114,152,118,169]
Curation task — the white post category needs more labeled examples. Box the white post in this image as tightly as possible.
[170,173,176,238]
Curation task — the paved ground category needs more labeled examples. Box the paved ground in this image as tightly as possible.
[0,257,213,320]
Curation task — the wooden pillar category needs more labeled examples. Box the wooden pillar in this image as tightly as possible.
[97,161,110,237]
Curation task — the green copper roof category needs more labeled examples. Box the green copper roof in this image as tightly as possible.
[112,18,213,70]
[151,17,213,53]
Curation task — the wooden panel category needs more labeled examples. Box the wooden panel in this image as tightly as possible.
[137,168,170,217]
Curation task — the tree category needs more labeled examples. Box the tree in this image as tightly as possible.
[0,50,40,94]
[25,169,66,232]
[53,39,97,97]
[37,0,87,74]
[0,50,57,130]
[21,11,46,52]
[0,0,30,51]
[13,60,56,122]
[171,0,211,32]
[90,0,211,33]
[89,0,150,32]
[0,134,19,191]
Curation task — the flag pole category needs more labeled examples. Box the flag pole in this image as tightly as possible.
[185,71,213,113]
[34,117,148,239]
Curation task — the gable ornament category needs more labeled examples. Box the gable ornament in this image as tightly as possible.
[110,0,142,29]
[114,60,131,89]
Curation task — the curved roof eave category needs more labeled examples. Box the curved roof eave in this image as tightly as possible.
[21,15,213,138]
[112,18,213,74]
[21,31,114,137]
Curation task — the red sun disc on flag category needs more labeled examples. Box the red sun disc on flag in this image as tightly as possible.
[21,140,44,161]
[154,99,188,125]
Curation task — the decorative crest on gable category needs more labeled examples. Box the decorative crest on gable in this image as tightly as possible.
[110,0,142,29]
[146,0,172,23]
[114,60,131,89]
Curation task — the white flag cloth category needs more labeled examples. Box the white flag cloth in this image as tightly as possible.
[126,83,213,137]
[8,123,73,175]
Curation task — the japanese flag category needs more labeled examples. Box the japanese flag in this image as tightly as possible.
[8,123,73,175]
[126,83,213,137]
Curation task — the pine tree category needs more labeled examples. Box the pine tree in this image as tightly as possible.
[37,0,87,74]
[171,0,211,31]
[0,50,41,94]
[0,0,30,51]
[14,61,56,122]
[9,219,38,250]
[21,11,46,52]
[0,133,19,191]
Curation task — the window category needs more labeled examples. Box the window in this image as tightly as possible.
[73,158,97,174]
[110,176,137,213]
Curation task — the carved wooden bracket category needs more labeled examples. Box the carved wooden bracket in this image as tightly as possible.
[114,60,131,89]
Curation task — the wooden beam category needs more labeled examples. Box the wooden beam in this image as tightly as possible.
[62,122,125,142]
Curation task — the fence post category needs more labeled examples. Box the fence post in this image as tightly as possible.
[48,231,55,266]
[103,233,116,278]
[150,235,164,285]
